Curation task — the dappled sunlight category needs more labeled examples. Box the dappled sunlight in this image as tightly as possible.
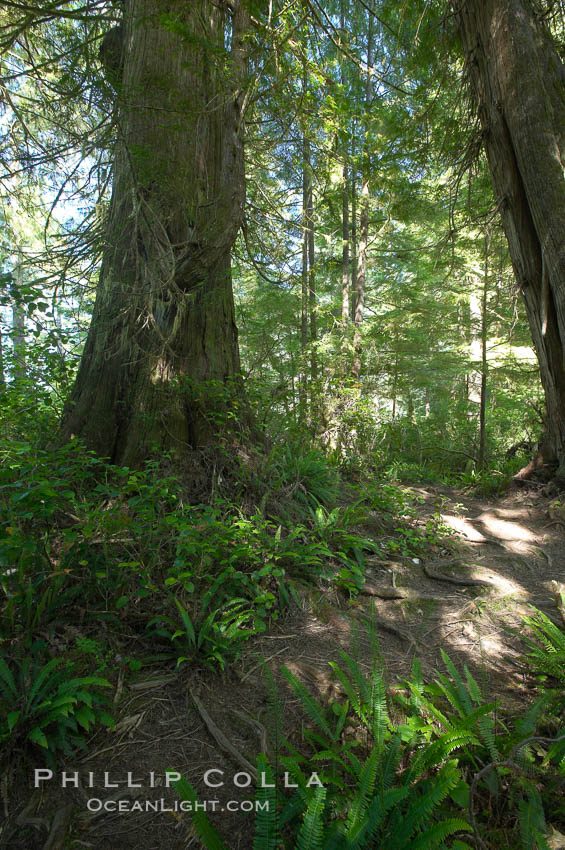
[476,633,507,658]
[477,570,526,596]
[441,514,487,542]
[478,513,534,542]
[479,507,532,521]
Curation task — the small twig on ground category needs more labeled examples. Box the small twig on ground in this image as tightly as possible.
[240,646,289,682]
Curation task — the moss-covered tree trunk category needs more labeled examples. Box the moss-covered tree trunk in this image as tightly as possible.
[60,0,249,466]
[454,0,565,479]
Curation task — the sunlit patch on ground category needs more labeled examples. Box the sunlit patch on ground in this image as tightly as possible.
[477,512,534,542]
[440,514,487,541]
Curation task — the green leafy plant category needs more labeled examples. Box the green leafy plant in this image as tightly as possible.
[145,594,266,671]
[268,443,340,511]
[307,503,379,594]
[408,650,565,850]
[0,648,113,766]
[278,653,473,849]
[521,608,565,691]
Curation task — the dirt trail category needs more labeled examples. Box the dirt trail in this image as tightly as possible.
[248,483,565,716]
[5,486,565,850]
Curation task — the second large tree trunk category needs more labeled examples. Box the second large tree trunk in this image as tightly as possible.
[60,0,249,466]
[454,0,565,478]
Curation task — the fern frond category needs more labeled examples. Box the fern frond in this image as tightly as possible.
[344,746,380,836]
[518,786,547,850]
[0,656,17,700]
[172,776,227,850]
[281,667,332,741]
[28,659,63,708]
[337,651,371,711]
[463,665,482,704]
[409,818,472,849]
[353,786,409,848]
[296,787,326,850]
[393,761,461,847]
[379,733,402,792]
[369,671,389,749]
[253,754,279,850]
[406,731,475,782]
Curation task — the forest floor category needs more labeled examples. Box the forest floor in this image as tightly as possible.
[5,484,565,850]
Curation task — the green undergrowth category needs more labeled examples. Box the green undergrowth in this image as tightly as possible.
[0,436,448,766]
[175,617,565,849]
[1,435,564,848]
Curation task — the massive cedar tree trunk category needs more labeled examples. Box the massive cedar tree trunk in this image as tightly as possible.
[454,0,565,479]
[60,0,249,465]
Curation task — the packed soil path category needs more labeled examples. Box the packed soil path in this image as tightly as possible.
[5,485,565,850]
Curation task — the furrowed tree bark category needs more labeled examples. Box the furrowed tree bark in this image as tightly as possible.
[60,0,249,466]
[454,0,565,479]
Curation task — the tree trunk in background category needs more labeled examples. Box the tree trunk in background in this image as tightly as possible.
[60,0,249,466]
[300,59,311,421]
[478,230,490,470]
[454,0,565,478]
[468,285,482,415]
[300,138,309,420]
[352,9,373,380]
[306,137,317,386]
[350,130,358,321]
[0,316,5,391]
[11,263,26,381]
[341,160,351,323]
[340,0,350,325]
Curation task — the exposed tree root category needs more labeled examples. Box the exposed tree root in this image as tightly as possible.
[190,688,258,779]
[423,561,493,588]
[359,583,450,604]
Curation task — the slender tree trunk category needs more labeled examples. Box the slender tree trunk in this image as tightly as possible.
[350,130,358,322]
[352,9,373,380]
[300,152,308,420]
[306,137,316,386]
[478,230,490,470]
[53,304,68,386]
[11,263,26,381]
[300,70,310,421]
[0,315,5,391]
[391,339,398,421]
[60,0,249,466]
[454,0,565,478]
[468,284,482,415]
[340,0,350,325]
[341,160,351,323]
